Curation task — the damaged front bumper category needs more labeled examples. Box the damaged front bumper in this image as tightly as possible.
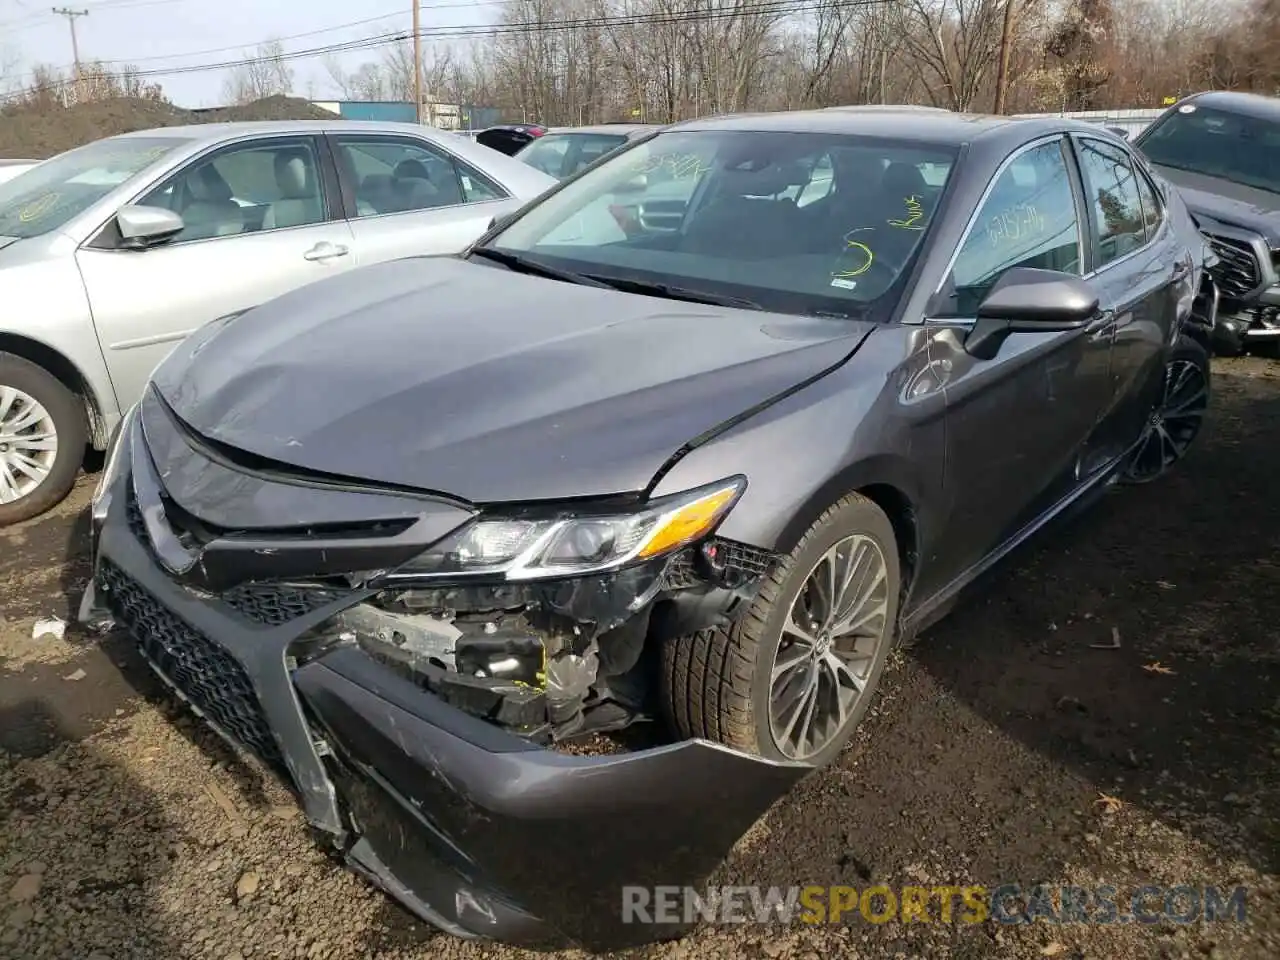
[83,409,808,951]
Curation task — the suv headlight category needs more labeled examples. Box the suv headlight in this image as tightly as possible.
[390,477,745,582]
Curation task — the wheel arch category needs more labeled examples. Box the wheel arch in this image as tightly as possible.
[773,457,922,609]
[0,333,108,448]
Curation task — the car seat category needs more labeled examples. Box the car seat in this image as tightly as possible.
[177,164,244,240]
[262,151,322,229]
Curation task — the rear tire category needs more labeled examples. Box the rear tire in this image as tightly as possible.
[660,493,900,768]
[0,353,87,527]
[1119,334,1210,485]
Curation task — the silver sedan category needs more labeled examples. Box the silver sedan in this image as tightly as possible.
[0,120,556,524]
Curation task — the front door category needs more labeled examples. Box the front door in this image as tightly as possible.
[925,136,1115,586]
[76,134,358,410]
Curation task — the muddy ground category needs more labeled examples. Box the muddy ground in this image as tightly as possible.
[2,357,1279,960]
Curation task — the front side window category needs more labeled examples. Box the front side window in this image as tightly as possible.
[1077,137,1146,267]
[942,139,1082,316]
[138,138,327,242]
[0,136,190,240]
[1136,103,1280,196]
[485,129,959,317]
[334,137,503,217]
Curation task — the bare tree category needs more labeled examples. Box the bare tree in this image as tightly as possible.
[221,39,294,105]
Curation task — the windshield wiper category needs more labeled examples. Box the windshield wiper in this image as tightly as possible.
[468,246,611,288]
[583,274,763,310]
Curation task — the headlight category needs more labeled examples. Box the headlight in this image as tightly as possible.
[90,403,136,518]
[392,477,745,582]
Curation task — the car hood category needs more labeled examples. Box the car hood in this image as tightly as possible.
[152,256,873,504]
[1152,164,1280,244]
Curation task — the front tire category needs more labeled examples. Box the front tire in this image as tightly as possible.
[1120,334,1210,485]
[660,493,900,768]
[0,353,87,527]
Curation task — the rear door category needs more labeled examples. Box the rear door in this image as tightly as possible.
[76,134,357,409]
[926,136,1115,584]
[328,133,519,262]
[1068,134,1184,467]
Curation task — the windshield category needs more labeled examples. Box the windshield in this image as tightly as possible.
[1137,104,1280,195]
[0,136,190,240]
[517,132,632,179]
[483,129,958,316]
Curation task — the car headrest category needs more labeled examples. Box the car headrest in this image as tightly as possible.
[274,153,312,199]
[393,158,432,182]
[881,162,927,200]
[186,164,234,203]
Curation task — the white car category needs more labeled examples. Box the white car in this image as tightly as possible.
[0,120,556,524]
[0,160,38,184]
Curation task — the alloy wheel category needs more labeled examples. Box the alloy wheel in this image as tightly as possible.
[768,534,892,761]
[0,385,58,505]
[1124,357,1208,484]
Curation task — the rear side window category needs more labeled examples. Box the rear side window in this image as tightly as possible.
[1076,137,1147,267]
[942,138,1083,316]
[333,136,506,218]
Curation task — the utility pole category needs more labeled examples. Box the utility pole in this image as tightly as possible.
[52,7,89,103]
[411,0,423,124]
[993,0,1015,115]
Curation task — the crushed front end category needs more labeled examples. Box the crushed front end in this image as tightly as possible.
[81,388,808,950]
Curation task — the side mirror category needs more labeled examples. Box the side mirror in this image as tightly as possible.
[116,204,184,249]
[965,267,1100,360]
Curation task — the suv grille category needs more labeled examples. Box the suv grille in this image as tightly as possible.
[1205,234,1263,300]
[99,559,286,774]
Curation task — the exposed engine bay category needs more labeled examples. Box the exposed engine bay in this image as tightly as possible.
[293,538,775,745]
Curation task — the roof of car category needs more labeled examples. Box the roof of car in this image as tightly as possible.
[107,119,474,141]
[668,107,1097,148]
[1180,90,1280,121]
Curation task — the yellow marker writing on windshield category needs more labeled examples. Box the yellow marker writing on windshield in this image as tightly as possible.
[832,227,875,281]
[17,192,59,223]
[888,195,925,230]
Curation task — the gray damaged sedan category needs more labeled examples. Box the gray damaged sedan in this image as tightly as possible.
[0,120,554,525]
[82,108,1217,949]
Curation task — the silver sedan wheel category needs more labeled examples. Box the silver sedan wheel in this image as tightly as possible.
[768,534,891,761]
[0,385,58,505]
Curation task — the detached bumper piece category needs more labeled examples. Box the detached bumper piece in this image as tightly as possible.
[88,414,805,950]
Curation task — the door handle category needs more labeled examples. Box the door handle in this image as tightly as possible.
[303,241,349,262]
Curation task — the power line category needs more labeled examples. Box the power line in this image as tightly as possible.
[2,0,890,103]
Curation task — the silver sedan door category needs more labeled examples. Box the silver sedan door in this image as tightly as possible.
[75,134,358,409]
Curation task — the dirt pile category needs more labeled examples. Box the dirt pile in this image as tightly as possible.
[0,95,341,158]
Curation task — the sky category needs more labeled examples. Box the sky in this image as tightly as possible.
[1,0,502,107]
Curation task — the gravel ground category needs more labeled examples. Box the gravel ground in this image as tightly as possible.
[2,356,1279,960]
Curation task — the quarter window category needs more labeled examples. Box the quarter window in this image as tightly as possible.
[138,138,327,242]
[943,139,1083,316]
[333,137,505,218]
[1076,137,1146,267]
[1133,164,1163,243]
